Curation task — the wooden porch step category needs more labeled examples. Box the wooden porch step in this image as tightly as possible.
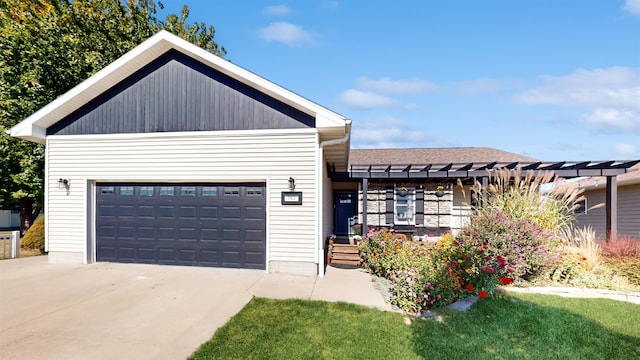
[332,244,359,253]
[330,259,361,266]
[331,252,361,261]
[330,243,361,266]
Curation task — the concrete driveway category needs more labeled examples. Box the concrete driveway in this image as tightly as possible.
[0,256,386,359]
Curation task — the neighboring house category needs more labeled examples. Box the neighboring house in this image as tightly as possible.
[573,163,640,239]
[10,31,637,275]
[0,210,20,231]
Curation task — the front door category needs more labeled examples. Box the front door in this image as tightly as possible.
[334,191,357,235]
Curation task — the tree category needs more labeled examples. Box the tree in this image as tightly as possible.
[0,0,226,233]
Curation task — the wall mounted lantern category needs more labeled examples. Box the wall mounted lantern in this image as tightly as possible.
[288,177,296,191]
[58,178,70,189]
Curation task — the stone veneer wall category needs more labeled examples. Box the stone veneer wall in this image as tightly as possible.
[357,182,453,228]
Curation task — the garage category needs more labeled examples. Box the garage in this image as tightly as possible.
[96,182,266,269]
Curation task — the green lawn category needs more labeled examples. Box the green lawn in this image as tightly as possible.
[189,294,639,360]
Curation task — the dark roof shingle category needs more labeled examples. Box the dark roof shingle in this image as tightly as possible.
[349,147,539,166]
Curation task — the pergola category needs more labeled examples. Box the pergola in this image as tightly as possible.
[329,160,640,241]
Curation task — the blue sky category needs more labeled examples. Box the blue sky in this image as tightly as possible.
[160,1,640,161]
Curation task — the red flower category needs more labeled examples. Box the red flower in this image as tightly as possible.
[465,284,474,291]
[498,277,514,285]
[480,266,495,274]
[479,291,488,299]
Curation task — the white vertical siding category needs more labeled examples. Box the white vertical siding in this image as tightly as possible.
[45,129,320,265]
[451,185,472,235]
[322,156,334,240]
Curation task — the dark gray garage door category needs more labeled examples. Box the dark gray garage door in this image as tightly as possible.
[96,182,266,269]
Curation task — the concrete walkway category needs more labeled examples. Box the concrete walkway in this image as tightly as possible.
[502,286,640,304]
[0,256,386,360]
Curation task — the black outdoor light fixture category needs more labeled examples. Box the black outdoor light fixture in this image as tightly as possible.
[288,177,296,191]
[58,178,70,188]
[282,177,302,205]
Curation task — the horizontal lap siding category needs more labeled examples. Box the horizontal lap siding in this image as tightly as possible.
[46,130,318,262]
[618,184,640,238]
[575,184,640,239]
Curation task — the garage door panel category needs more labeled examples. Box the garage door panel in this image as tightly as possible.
[246,206,266,220]
[178,206,197,219]
[119,247,136,261]
[222,206,241,219]
[199,206,219,219]
[96,183,266,269]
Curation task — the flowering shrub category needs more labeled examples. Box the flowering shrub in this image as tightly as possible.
[359,228,509,312]
[358,228,427,278]
[457,209,562,282]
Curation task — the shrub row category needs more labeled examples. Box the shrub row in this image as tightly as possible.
[359,209,562,313]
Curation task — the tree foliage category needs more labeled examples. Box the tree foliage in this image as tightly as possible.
[0,0,225,233]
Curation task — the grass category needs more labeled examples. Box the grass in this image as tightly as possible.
[189,294,640,360]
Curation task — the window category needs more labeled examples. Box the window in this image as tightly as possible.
[395,188,414,224]
[100,186,114,195]
[159,186,174,196]
[119,186,134,196]
[139,186,154,196]
[180,186,196,196]
[224,187,240,196]
[202,186,217,196]
[247,187,263,196]
[573,198,587,215]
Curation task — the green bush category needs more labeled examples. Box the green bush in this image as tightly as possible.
[21,216,45,253]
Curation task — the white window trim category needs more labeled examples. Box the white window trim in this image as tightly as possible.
[394,188,415,225]
[573,198,587,215]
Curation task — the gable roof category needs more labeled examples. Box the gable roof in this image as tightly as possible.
[9,30,348,144]
[349,147,539,165]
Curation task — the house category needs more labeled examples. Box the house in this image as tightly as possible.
[342,148,539,236]
[10,30,350,276]
[573,163,640,239]
[0,210,20,231]
[10,31,638,275]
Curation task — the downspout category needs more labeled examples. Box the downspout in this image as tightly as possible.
[317,119,352,277]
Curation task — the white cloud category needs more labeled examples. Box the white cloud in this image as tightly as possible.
[258,22,315,46]
[514,67,640,132]
[338,76,434,109]
[264,5,292,16]
[355,77,435,94]
[351,117,428,147]
[624,0,640,15]
[338,89,397,108]
[614,143,639,157]
[514,67,640,109]
[584,108,640,131]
